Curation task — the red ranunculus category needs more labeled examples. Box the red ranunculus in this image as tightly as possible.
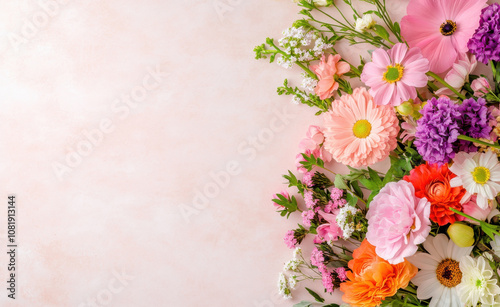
[404,163,466,226]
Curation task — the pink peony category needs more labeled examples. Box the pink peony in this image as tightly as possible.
[361,43,429,106]
[462,195,493,225]
[435,53,477,96]
[401,0,486,73]
[323,87,400,167]
[472,77,492,97]
[316,210,343,242]
[310,54,350,100]
[366,180,432,264]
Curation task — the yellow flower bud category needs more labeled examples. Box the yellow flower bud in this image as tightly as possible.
[447,223,475,247]
[397,100,413,116]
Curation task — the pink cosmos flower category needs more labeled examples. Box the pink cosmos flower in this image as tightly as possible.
[435,53,477,96]
[323,87,400,167]
[315,210,343,242]
[361,43,429,106]
[366,180,432,264]
[401,0,487,74]
[310,54,350,100]
[472,77,492,97]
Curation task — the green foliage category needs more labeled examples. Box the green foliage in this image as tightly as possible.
[278,79,331,114]
[305,287,325,303]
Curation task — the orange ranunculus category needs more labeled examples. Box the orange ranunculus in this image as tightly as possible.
[403,163,466,226]
[340,240,417,307]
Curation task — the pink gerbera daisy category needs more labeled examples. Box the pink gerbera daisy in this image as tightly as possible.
[401,0,487,74]
[323,87,399,167]
[361,43,429,106]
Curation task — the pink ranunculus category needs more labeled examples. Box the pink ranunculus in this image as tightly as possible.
[310,54,350,100]
[435,53,477,96]
[462,195,493,225]
[366,180,432,264]
[315,210,342,243]
[471,77,492,97]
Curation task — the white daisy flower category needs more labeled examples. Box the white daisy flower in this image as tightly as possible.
[408,234,473,307]
[491,235,500,258]
[449,150,500,209]
[456,256,500,306]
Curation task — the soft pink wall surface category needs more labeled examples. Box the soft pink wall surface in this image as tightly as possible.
[0,0,494,306]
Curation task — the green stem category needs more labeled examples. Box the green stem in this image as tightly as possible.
[457,135,500,150]
[268,40,317,79]
[426,71,466,99]
[317,166,367,205]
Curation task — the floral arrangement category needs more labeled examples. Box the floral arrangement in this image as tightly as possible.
[256,0,500,306]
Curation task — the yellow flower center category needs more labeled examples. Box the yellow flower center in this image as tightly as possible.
[352,120,372,138]
[440,20,457,36]
[472,166,490,185]
[436,259,462,288]
[382,63,404,83]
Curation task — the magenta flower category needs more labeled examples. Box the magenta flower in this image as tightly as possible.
[401,0,486,73]
[366,180,431,264]
[361,43,429,106]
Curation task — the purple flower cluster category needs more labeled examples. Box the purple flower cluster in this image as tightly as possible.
[415,97,494,165]
[415,97,462,165]
[468,3,500,64]
[458,97,493,152]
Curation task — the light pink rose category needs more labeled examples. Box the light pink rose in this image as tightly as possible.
[366,180,431,264]
[310,54,350,100]
[435,53,477,96]
[462,195,493,225]
[299,125,325,151]
[315,210,342,243]
[471,77,491,97]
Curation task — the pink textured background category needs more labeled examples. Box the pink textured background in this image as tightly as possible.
[0,0,495,306]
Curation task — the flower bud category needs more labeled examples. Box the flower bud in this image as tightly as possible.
[396,100,414,116]
[447,222,475,247]
[471,77,491,97]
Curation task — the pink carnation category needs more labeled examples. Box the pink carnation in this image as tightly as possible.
[310,54,350,100]
[316,210,343,242]
[299,125,325,151]
[366,180,431,264]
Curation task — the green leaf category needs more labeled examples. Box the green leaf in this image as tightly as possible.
[305,287,325,303]
[346,193,358,207]
[359,178,379,191]
[373,25,390,41]
[323,304,340,307]
[368,167,382,187]
[393,22,400,34]
[351,181,364,198]
[293,302,312,307]
[334,174,349,190]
